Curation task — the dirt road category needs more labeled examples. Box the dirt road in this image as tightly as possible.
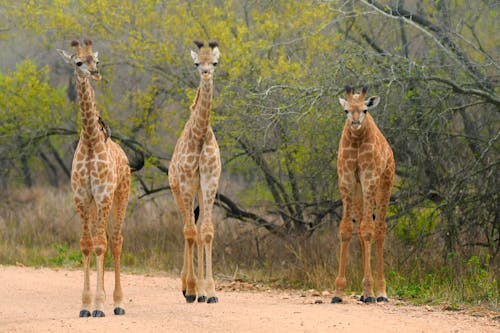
[0,265,498,333]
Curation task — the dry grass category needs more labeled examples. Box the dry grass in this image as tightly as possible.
[0,186,497,309]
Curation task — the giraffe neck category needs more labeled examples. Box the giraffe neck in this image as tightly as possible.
[75,74,102,146]
[190,78,213,141]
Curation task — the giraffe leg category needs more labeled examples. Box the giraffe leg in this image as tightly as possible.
[174,189,197,303]
[359,178,377,303]
[182,205,197,303]
[110,179,130,315]
[199,146,221,304]
[332,196,353,303]
[92,197,113,317]
[352,182,367,301]
[196,194,207,302]
[201,206,217,303]
[374,166,394,303]
[75,198,94,317]
[170,175,195,301]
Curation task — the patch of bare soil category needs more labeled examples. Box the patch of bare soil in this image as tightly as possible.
[0,265,498,333]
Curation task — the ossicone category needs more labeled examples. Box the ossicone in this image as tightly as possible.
[71,39,80,47]
[208,41,218,48]
[193,40,204,49]
[344,85,353,95]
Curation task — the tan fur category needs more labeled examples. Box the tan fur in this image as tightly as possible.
[333,87,395,303]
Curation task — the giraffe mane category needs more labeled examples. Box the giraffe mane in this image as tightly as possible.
[190,87,201,113]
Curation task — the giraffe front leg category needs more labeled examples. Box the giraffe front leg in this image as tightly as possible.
[196,229,207,303]
[183,223,197,303]
[374,172,393,303]
[79,237,93,317]
[332,217,353,303]
[374,218,388,302]
[75,199,94,317]
[92,202,111,317]
[359,210,376,303]
[202,217,217,303]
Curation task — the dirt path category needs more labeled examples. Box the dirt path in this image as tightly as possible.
[0,266,498,333]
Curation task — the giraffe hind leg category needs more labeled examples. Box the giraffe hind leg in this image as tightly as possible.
[110,179,130,315]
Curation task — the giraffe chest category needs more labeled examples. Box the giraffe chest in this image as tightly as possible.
[71,146,117,194]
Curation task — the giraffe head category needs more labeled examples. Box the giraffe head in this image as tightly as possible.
[190,40,220,82]
[338,85,380,130]
[57,39,101,81]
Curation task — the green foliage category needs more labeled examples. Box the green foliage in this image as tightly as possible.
[0,60,68,138]
[48,243,81,267]
[394,204,439,243]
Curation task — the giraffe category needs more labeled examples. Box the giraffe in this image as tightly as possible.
[168,40,221,304]
[331,85,395,304]
[57,39,131,317]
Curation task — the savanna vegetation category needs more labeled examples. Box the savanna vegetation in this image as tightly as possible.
[0,0,498,309]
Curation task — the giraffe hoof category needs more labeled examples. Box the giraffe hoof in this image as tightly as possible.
[185,295,196,303]
[114,307,126,315]
[361,296,376,303]
[377,296,389,303]
[92,310,105,317]
[79,310,91,317]
[198,296,207,303]
[331,297,342,304]
[207,297,218,304]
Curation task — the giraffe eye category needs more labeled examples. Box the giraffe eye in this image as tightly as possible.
[344,110,348,114]
[76,61,83,67]
[213,62,218,67]
[363,109,368,114]
[195,63,199,67]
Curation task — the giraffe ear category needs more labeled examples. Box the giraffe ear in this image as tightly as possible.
[365,96,380,109]
[93,51,99,59]
[190,50,199,63]
[338,97,347,109]
[57,49,72,63]
[212,46,220,61]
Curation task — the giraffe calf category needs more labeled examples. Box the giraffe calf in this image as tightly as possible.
[332,85,395,304]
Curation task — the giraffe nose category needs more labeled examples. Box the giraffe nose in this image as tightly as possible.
[90,69,99,75]
[201,69,209,74]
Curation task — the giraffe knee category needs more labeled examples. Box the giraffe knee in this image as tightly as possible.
[94,236,107,256]
[201,225,214,243]
[339,221,353,242]
[360,223,375,242]
[80,238,93,256]
[340,231,352,242]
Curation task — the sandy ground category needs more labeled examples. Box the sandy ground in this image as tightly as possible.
[0,265,498,333]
